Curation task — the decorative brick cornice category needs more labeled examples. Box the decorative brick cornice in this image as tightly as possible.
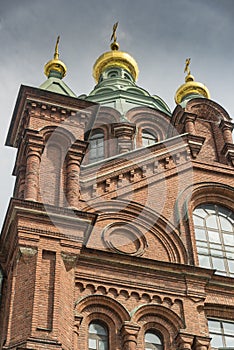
[80,133,192,197]
[6,85,99,148]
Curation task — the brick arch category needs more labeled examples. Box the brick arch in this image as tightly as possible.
[131,304,185,349]
[75,294,130,323]
[85,107,123,161]
[175,182,234,226]
[139,321,170,350]
[126,107,171,144]
[85,199,188,264]
[185,98,232,122]
[39,126,77,206]
[190,183,234,211]
[77,311,118,350]
[39,125,77,147]
[131,304,184,329]
[75,295,130,349]
[94,106,122,125]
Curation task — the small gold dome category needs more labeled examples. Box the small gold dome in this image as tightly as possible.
[175,59,210,104]
[44,36,67,78]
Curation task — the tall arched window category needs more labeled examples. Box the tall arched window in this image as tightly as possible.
[89,130,104,163]
[88,321,108,350]
[145,330,163,350]
[142,130,157,147]
[193,204,234,277]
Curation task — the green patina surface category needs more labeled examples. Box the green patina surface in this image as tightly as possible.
[40,70,76,97]
[80,67,171,116]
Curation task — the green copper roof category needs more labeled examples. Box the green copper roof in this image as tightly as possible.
[40,70,76,97]
[80,67,171,116]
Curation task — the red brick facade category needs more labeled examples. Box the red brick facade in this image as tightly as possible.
[0,81,233,350]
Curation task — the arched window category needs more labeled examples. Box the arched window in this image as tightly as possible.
[89,130,104,163]
[88,321,108,350]
[193,204,234,277]
[145,330,163,350]
[142,130,157,147]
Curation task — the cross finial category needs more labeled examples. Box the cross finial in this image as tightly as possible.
[110,22,119,50]
[111,22,118,42]
[54,35,60,60]
[184,58,191,76]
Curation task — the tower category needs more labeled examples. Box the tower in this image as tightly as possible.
[0,27,233,350]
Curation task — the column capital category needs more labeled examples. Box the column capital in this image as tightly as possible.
[112,123,136,139]
[24,129,44,146]
[175,332,194,350]
[219,119,234,131]
[193,335,211,350]
[17,246,38,264]
[121,321,140,350]
[112,123,136,153]
[23,129,44,159]
[66,140,89,165]
[187,134,206,159]
[221,143,234,166]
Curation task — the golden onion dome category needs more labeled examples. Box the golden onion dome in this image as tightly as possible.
[93,22,139,83]
[44,36,67,78]
[175,58,210,104]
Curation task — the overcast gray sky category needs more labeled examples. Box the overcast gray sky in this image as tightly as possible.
[0,0,234,228]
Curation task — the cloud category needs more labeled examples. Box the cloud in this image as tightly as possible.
[0,0,233,228]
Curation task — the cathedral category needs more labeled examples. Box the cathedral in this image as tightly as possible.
[0,25,233,350]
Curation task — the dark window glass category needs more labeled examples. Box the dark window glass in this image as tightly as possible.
[89,131,104,163]
[193,204,234,277]
[208,319,234,349]
[89,321,108,350]
[145,330,163,350]
[142,130,157,147]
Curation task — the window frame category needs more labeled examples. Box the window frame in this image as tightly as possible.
[193,204,234,277]
[208,318,234,349]
[141,129,158,147]
[88,320,109,350]
[88,129,105,163]
[144,329,164,350]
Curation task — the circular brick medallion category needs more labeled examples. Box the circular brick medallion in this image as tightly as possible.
[102,223,146,256]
